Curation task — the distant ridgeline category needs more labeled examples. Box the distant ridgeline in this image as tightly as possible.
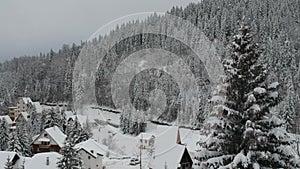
[0,0,299,126]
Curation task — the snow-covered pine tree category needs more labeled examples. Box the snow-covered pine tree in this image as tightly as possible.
[197,24,299,168]
[57,129,83,169]
[16,120,32,157]
[29,106,40,136]
[39,109,47,132]
[279,70,297,133]
[6,130,21,154]
[66,116,89,144]
[4,156,13,169]
[44,107,64,130]
[0,119,9,151]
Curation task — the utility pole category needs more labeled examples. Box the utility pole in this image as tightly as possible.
[140,134,143,169]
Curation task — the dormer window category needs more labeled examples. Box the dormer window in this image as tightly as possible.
[91,150,94,153]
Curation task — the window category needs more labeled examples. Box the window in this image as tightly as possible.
[88,156,91,160]
[41,141,50,145]
[44,133,48,137]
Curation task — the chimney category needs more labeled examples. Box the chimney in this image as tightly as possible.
[46,157,49,166]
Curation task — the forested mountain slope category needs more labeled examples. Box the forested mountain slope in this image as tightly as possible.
[0,0,299,127]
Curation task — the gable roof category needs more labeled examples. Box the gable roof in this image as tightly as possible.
[21,97,33,105]
[137,132,155,140]
[33,126,66,148]
[15,112,29,122]
[45,126,66,147]
[0,115,13,124]
[150,145,190,169]
[148,125,190,169]
[32,102,43,114]
[74,139,107,158]
[155,125,181,153]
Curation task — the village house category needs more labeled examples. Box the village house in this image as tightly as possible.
[74,139,108,169]
[17,97,33,113]
[31,126,66,154]
[138,133,155,149]
[8,106,18,121]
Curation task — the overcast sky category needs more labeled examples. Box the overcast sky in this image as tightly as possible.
[0,0,198,62]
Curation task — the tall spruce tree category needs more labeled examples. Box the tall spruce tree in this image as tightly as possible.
[44,107,64,130]
[57,125,83,169]
[17,121,32,157]
[6,130,21,154]
[0,119,9,150]
[197,24,299,168]
[29,106,40,136]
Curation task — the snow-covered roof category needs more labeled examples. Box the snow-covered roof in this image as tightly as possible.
[0,151,20,168]
[21,97,33,105]
[150,144,187,169]
[15,112,30,122]
[44,126,66,148]
[25,152,61,169]
[75,139,108,158]
[180,128,203,154]
[64,111,74,119]
[155,125,181,153]
[0,115,13,124]
[32,102,43,114]
[137,132,155,140]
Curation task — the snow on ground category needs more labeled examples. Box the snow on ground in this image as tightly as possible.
[81,106,121,127]
[104,158,139,169]
[91,124,140,157]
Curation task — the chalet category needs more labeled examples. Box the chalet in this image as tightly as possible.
[31,126,66,154]
[8,106,18,120]
[17,97,33,113]
[0,115,16,131]
[74,139,108,169]
[25,152,61,169]
[138,133,155,149]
